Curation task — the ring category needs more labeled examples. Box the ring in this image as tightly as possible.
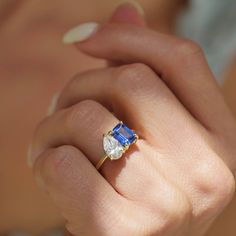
[96,121,139,170]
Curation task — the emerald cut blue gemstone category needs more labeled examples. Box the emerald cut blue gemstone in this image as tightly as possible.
[112,123,137,147]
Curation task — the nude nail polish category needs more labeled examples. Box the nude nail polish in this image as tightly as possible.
[47,91,61,116]
[63,22,99,44]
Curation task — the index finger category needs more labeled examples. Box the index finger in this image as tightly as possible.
[68,23,235,135]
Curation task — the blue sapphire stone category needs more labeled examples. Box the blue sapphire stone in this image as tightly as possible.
[112,123,137,147]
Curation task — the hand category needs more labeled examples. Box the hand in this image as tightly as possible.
[29,4,236,236]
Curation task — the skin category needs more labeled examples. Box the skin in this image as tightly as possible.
[30,5,236,236]
[0,1,184,233]
[1,0,236,236]
[207,60,236,236]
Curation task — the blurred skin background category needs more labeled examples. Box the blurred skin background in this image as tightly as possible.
[0,0,235,235]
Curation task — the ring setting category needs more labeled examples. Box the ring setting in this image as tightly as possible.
[96,121,139,170]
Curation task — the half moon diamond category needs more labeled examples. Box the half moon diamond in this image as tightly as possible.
[103,134,124,160]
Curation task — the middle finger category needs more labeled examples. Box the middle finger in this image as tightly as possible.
[56,63,199,148]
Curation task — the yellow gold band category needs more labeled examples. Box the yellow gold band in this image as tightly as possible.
[96,154,109,170]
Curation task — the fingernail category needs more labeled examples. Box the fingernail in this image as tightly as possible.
[63,22,99,44]
[117,0,145,16]
[47,91,61,116]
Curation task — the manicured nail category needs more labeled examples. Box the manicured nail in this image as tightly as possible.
[117,0,145,16]
[63,22,99,44]
[47,91,61,116]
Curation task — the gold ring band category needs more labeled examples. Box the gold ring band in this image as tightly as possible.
[96,154,109,170]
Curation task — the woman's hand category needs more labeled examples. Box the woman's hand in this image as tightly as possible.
[28,3,236,236]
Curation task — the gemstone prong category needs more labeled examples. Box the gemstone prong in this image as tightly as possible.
[134,134,139,143]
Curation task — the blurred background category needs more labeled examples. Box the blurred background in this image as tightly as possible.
[0,0,235,235]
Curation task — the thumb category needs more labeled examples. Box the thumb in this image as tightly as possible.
[109,1,146,26]
[107,1,146,66]
[63,1,147,66]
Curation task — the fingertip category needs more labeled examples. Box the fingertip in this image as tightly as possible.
[62,22,100,44]
[110,1,146,26]
[116,1,145,16]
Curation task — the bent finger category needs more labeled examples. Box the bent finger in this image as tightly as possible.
[55,63,198,148]
[72,23,235,135]
[33,145,133,236]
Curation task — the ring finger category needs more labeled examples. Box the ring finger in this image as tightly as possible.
[32,98,180,205]
[31,99,191,236]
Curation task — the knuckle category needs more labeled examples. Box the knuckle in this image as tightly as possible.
[211,170,235,207]
[164,192,191,230]
[193,161,235,216]
[150,189,191,234]
[113,63,154,88]
[64,99,104,131]
[40,145,77,184]
[113,63,159,97]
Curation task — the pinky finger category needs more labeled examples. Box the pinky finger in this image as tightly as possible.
[33,145,131,235]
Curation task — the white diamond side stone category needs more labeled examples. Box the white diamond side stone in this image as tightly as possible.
[103,134,124,160]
